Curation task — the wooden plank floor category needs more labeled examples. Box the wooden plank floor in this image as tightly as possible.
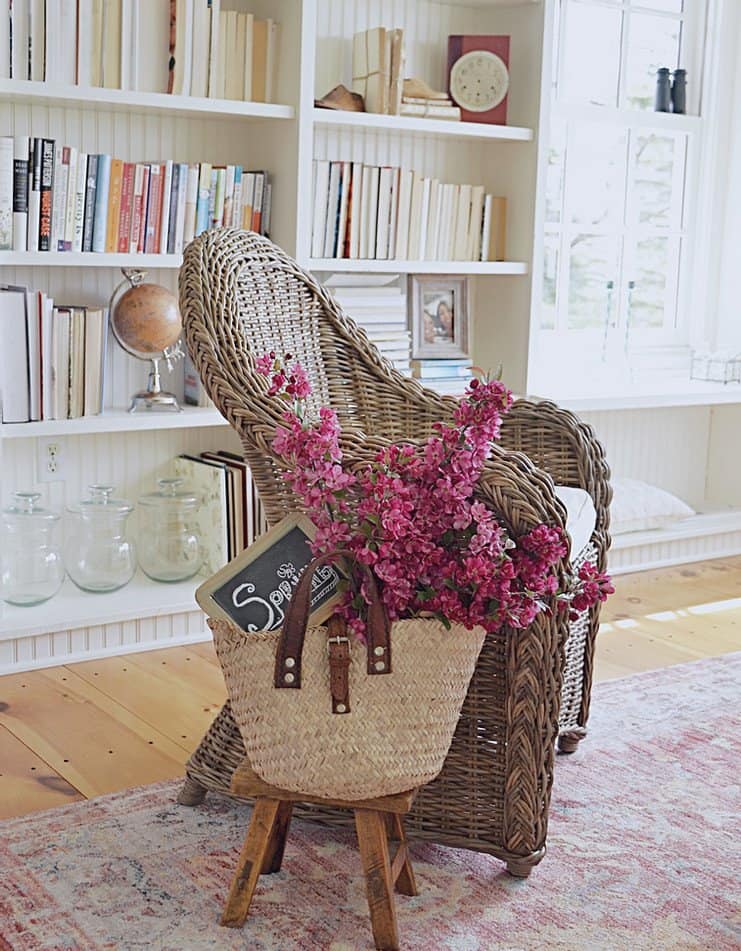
[2,556,740,820]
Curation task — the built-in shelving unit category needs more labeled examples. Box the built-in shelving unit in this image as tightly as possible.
[312,107,534,141]
[0,252,183,269]
[0,407,227,439]
[309,259,529,275]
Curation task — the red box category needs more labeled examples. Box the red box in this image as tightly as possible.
[447,35,510,125]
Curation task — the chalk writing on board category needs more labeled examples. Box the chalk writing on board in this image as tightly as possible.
[230,560,340,632]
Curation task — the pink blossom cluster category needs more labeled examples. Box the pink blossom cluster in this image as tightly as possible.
[257,353,613,637]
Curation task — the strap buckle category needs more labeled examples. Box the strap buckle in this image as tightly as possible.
[326,635,350,655]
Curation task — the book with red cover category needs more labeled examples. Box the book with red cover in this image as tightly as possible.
[117,162,136,252]
[447,35,510,125]
[144,164,164,253]
[136,164,151,253]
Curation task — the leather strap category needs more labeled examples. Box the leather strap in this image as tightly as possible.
[274,550,391,691]
[327,614,351,714]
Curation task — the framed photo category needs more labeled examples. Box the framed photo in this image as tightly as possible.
[409,275,470,360]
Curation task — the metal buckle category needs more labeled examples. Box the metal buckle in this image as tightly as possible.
[326,635,350,655]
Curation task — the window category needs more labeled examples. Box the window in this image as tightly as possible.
[541,0,705,360]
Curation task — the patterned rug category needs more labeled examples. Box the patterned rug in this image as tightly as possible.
[1,654,739,951]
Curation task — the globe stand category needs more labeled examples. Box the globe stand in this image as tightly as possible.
[129,356,183,413]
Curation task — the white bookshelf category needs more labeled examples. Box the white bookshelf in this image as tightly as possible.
[0,0,551,671]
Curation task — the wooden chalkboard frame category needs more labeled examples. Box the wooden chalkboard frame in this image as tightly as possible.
[195,513,343,632]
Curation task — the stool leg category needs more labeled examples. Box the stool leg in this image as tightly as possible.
[354,809,399,951]
[388,814,417,897]
[221,798,284,928]
[261,801,293,874]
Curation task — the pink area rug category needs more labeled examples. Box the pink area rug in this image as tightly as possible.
[1,654,740,951]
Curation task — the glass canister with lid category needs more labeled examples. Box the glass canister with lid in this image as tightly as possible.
[64,484,136,593]
[1,492,65,606]
[137,477,202,582]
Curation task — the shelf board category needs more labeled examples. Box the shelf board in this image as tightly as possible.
[0,79,295,121]
[0,251,183,268]
[0,571,201,640]
[529,380,741,412]
[0,406,227,438]
[312,108,533,142]
[552,100,702,134]
[309,258,528,275]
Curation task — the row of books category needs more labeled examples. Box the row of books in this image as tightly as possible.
[351,27,404,115]
[328,278,412,376]
[174,451,268,575]
[0,136,271,254]
[312,160,508,262]
[0,285,107,424]
[411,358,473,395]
[0,1,279,104]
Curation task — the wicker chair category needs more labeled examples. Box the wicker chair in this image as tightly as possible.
[177,229,611,875]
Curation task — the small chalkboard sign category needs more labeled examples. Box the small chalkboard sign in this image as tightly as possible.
[195,514,342,632]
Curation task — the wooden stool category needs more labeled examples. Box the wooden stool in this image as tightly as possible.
[221,760,418,951]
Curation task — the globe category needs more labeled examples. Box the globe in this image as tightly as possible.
[110,282,182,358]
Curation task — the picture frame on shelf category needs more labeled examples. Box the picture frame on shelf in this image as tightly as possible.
[409,274,469,360]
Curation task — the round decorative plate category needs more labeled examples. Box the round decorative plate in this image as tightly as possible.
[450,50,509,113]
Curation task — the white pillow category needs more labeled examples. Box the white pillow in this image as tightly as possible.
[610,477,695,535]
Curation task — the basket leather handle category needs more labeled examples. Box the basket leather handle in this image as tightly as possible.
[274,551,391,690]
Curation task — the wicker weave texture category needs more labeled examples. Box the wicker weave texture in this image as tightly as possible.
[178,228,610,864]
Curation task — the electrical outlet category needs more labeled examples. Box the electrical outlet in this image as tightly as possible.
[37,439,65,483]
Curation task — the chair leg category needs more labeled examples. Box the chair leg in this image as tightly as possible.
[221,798,284,929]
[261,801,293,874]
[354,808,399,951]
[177,774,207,806]
[388,814,417,897]
[557,730,585,754]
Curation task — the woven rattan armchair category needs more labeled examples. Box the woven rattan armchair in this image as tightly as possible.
[177,229,611,875]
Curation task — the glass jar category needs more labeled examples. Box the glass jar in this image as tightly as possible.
[1,492,65,606]
[64,485,136,593]
[137,477,202,583]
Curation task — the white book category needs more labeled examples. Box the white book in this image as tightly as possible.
[375,166,393,260]
[50,147,66,251]
[58,0,78,85]
[190,0,210,98]
[159,159,174,254]
[26,290,41,421]
[27,138,41,251]
[83,307,107,416]
[365,165,379,259]
[242,12,254,101]
[172,0,194,96]
[447,186,459,261]
[51,307,71,420]
[387,167,400,260]
[129,0,140,90]
[183,163,199,245]
[418,177,431,260]
[0,286,30,422]
[64,147,79,252]
[0,1,9,78]
[223,10,240,99]
[174,162,188,253]
[480,194,492,263]
[207,0,221,97]
[40,294,54,419]
[394,169,413,260]
[72,151,87,253]
[424,179,440,264]
[11,0,29,80]
[76,0,94,85]
[359,165,373,259]
[0,137,13,249]
[213,10,228,99]
[223,164,235,227]
[435,185,451,260]
[469,185,485,261]
[407,173,424,261]
[90,0,104,86]
[323,161,341,258]
[120,0,134,90]
[29,0,45,81]
[453,183,472,260]
[133,0,169,92]
[348,161,364,259]
[335,161,351,259]
[232,167,242,227]
[12,135,29,252]
[311,160,330,259]
[265,19,279,103]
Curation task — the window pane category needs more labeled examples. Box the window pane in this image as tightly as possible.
[628,236,679,329]
[545,120,566,225]
[542,235,560,330]
[625,13,682,110]
[630,133,685,228]
[568,234,621,330]
[560,3,622,107]
[567,125,628,229]
[635,1,684,12]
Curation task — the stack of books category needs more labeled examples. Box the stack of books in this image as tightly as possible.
[312,160,507,262]
[0,284,107,423]
[174,451,268,575]
[411,358,473,395]
[327,277,411,376]
[0,136,271,254]
[400,95,461,121]
[351,27,404,114]
[0,1,279,102]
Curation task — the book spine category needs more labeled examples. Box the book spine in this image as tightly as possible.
[63,147,79,252]
[129,162,145,253]
[183,162,198,244]
[223,164,235,228]
[117,161,135,252]
[144,164,162,253]
[207,167,217,228]
[38,139,55,251]
[173,161,188,253]
[0,137,15,249]
[166,161,180,254]
[105,157,124,253]
[212,166,225,228]
[52,146,69,252]
[12,135,29,251]
[250,171,265,233]
[231,166,242,230]
[137,164,151,253]
[91,154,111,253]
[159,158,173,254]
[195,161,211,235]
[262,181,271,236]
[241,171,255,229]
[72,151,87,253]
[27,137,41,251]
[153,163,166,252]
[82,154,98,253]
